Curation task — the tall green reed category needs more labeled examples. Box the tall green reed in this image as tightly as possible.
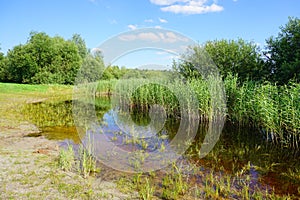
[96,76,300,148]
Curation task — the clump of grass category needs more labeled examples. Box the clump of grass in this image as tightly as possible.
[133,173,155,200]
[57,137,99,178]
[77,138,99,178]
[58,145,75,171]
[161,163,188,199]
[139,177,155,200]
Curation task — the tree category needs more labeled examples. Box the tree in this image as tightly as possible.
[5,32,82,84]
[0,45,7,82]
[76,54,105,83]
[205,39,264,81]
[265,17,300,84]
[6,44,36,83]
[174,39,265,81]
[71,34,88,59]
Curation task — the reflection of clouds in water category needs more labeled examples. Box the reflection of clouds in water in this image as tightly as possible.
[111,107,166,138]
[92,109,169,152]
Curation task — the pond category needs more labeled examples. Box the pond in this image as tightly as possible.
[23,97,300,197]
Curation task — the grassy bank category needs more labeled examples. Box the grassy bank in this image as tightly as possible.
[0,82,74,93]
[0,82,73,127]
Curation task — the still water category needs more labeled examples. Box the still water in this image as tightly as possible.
[23,97,300,196]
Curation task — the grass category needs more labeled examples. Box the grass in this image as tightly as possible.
[113,160,297,199]
[0,82,50,93]
[0,82,73,96]
[58,144,75,171]
[0,82,73,121]
[78,142,99,178]
[57,142,99,179]
[161,163,188,199]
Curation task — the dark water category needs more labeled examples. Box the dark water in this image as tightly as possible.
[23,97,300,197]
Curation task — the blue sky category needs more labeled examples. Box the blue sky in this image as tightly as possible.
[1,0,300,68]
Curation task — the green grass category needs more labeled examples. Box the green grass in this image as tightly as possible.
[58,145,75,171]
[0,82,50,93]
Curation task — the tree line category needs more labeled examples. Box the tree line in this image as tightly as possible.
[0,17,299,85]
[174,17,300,85]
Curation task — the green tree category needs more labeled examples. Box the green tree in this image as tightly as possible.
[174,39,265,81]
[71,34,88,59]
[76,54,105,83]
[0,45,7,82]
[205,39,264,81]
[5,32,82,84]
[6,44,36,83]
[265,17,300,84]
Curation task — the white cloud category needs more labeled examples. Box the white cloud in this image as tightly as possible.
[159,18,168,23]
[145,19,154,23]
[154,25,162,29]
[149,0,186,6]
[150,0,224,15]
[128,24,138,30]
[109,19,118,24]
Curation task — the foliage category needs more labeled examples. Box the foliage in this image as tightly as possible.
[205,39,265,81]
[3,32,83,84]
[76,54,105,83]
[0,46,8,81]
[70,34,88,59]
[265,17,300,84]
[102,65,126,80]
[173,39,265,81]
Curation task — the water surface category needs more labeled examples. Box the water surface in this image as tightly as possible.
[23,97,300,196]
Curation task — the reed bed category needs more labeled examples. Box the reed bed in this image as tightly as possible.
[224,75,300,147]
[96,76,300,147]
